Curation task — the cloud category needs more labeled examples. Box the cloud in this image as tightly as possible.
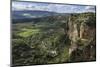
[84,6,95,12]
[12,1,95,13]
[85,6,95,10]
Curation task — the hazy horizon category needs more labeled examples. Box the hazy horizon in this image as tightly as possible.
[12,1,96,13]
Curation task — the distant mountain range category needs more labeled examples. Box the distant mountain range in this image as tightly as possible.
[12,10,60,20]
[12,10,72,23]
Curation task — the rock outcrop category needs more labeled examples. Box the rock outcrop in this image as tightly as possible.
[67,13,96,62]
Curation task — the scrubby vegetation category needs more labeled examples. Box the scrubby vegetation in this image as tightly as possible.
[12,12,96,66]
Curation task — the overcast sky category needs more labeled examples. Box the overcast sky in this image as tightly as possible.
[12,1,95,13]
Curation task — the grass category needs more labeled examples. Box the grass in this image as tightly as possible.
[18,28,40,38]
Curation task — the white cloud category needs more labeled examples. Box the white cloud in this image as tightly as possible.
[84,6,95,12]
[12,1,95,13]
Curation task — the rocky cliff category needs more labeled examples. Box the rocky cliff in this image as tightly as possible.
[67,13,96,62]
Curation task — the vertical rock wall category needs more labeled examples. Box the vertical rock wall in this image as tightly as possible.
[67,13,96,62]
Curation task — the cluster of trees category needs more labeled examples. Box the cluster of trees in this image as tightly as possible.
[12,12,96,66]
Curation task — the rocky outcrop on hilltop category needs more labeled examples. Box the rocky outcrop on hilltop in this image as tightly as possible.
[67,13,96,62]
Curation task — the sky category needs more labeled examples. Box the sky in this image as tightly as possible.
[12,1,96,13]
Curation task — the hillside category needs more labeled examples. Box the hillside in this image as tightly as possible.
[12,10,59,19]
[12,12,96,66]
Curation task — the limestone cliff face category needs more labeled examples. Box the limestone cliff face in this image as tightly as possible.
[67,13,96,62]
